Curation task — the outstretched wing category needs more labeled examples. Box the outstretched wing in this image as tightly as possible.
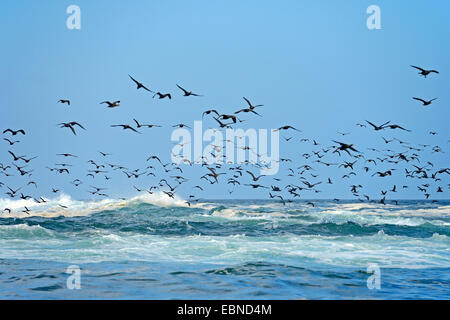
[413,97,426,103]
[410,65,425,72]
[129,75,139,86]
[72,122,86,130]
[365,120,377,129]
[176,84,188,94]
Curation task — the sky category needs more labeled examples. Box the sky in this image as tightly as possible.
[0,0,449,200]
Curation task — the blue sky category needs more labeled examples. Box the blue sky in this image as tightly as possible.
[0,0,449,200]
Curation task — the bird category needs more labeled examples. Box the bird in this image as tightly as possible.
[129,75,153,92]
[101,100,120,108]
[410,65,439,78]
[235,108,261,116]
[58,99,70,106]
[275,126,301,132]
[57,153,77,157]
[3,129,25,136]
[333,141,359,156]
[366,121,390,131]
[111,124,141,133]
[386,124,411,132]
[213,117,231,128]
[172,124,191,129]
[243,97,263,110]
[412,97,438,106]
[246,171,265,182]
[202,109,220,118]
[3,138,20,145]
[58,122,86,135]
[176,84,202,97]
[99,151,112,157]
[133,119,161,129]
[153,92,172,99]
[8,151,24,161]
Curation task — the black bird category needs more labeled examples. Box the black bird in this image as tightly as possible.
[153,92,172,99]
[333,141,359,156]
[235,108,261,116]
[410,65,439,78]
[202,109,220,118]
[58,122,86,135]
[172,123,191,129]
[246,171,265,182]
[8,151,24,161]
[176,84,202,97]
[275,126,301,132]
[99,151,112,157]
[57,153,77,157]
[3,138,19,145]
[101,100,120,108]
[3,129,25,136]
[133,119,161,129]
[366,121,390,131]
[386,124,411,132]
[413,97,437,106]
[129,75,153,92]
[243,97,263,110]
[58,99,70,106]
[111,124,141,133]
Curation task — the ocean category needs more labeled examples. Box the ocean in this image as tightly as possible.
[0,194,449,299]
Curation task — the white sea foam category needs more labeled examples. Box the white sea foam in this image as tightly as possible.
[0,192,189,218]
[0,229,448,268]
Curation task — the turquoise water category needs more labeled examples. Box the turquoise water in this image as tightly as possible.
[0,196,449,299]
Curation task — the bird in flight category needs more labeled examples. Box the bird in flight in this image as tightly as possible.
[366,120,390,131]
[58,122,86,135]
[129,75,153,92]
[172,123,191,129]
[246,171,265,182]
[111,124,141,133]
[57,153,77,157]
[101,100,120,108]
[333,141,359,156]
[3,138,20,145]
[58,99,70,106]
[410,65,439,78]
[133,119,161,129]
[413,97,438,106]
[176,84,202,97]
[3,129,25,136]
[153,92,172,99]
[275,126,301,132]
[243,97,263,110]
[99,151,112,157]
[202,109,220,118]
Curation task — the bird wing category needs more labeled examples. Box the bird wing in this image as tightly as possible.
[129,75,139,85]
[410,65,424,72]
[365,120,377,129]
[413,97,426,103]
[246,171,256,180]
[176,84,188,94]
[380,121,391,128]
[72,122,86,130]
[243,97,252,107]
[141,85,152,92]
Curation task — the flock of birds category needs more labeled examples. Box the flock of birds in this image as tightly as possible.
[1,65,449,215]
